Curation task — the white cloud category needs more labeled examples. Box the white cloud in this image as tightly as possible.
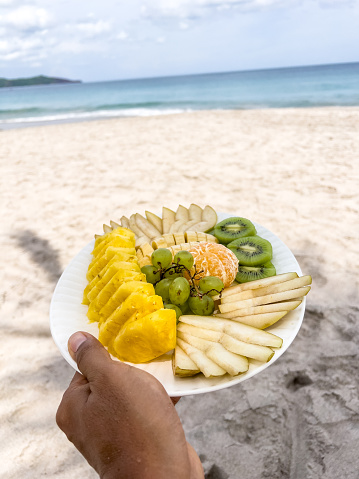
[117,30,128,40]
[1,5,51,32]
[76,19,112,37]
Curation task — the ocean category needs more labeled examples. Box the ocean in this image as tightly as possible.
[1,62,358,129]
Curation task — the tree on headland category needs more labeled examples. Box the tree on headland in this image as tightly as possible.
[0,75,81,88]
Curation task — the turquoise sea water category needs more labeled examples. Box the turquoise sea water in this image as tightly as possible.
[1,62,358,129]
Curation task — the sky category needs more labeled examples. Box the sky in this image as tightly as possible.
[0,0,358,82]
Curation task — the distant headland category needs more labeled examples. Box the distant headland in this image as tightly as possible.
[0,75,82,88]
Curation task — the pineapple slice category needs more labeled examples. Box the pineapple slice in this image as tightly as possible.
[113,308,176,363]
[107,292,163,329]
[87,247,137,281]
[92,234,135,259]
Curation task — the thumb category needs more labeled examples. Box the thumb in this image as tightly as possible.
[68,331,113,381]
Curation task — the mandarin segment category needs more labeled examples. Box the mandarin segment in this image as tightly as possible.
[188,242,238,288]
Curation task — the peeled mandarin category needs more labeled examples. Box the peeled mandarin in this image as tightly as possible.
[189,242,238,288]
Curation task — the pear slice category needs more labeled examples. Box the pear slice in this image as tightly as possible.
[129,214,146,238]
[177,338,226,378]
[169,220,186,233]
[219,287,311,313]
[189,221,211,232]
[220,334,274,362]
[162,207,176,234]
[110,220,121,229]
[177,322,222,341]
[216,300,302,318]
[175,205,189,222]
[189,204,203,221]
[177,332,248,376]
[213,272,299,300]
[201,205,218,231]
[178,315,282,348]
[120,216,130,229]
[145,211,163,234]
[135,236,149,249]
[221,276,312,304]
[180,219,200,231]
[103,224,112,234]
[172,345,200,377]
[135,213,162,239]
[214,311,288,329]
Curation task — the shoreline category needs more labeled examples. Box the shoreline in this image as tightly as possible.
[2,104,359,130]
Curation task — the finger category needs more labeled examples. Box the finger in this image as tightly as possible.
[68,331,116,382]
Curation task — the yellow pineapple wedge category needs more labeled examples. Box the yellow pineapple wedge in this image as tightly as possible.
[107,292,163,329]
[87,247,137,281]
[112,309,177,363]
[86,261,141,304]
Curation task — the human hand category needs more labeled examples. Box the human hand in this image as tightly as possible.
[56,332,204,479]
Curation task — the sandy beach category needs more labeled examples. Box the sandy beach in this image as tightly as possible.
[1,107,358,478]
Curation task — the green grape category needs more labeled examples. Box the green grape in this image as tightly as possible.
[173,250,194,270]
[151,248,173,270]
[188,295,215,316]
[155,278,173,303]
[169,277,190,306]
[179,300,191,315]
[198,276,224,296]
[164,304,182,323]
[141,265,160,284]
[163,267,182,280]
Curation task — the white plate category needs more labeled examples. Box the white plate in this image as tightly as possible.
[50,213,305,396]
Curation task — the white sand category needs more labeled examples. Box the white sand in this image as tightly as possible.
[1,108,358,478]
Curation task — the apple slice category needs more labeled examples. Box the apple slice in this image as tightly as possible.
[120,216,131,230]
[178,315,282,348]
[216,300,302,318]
[189,204,203,221]
[180,219,200,231]
[214,311,288,329]
[221,276,312,304]
[145,211,163,234]
[177,322,222,341]
[162,207,176,234]
[135,213,162,239]
[177,331,248,376]
[219,286,311,313]
[220,334,274,362]
[213,272,299,300]
[175,205,189,222]
[103,224,112,234]
[201,205,218,231]
[177,338,226,378]
[172,345,200,377]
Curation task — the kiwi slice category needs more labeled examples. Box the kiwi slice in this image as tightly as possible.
[236,262,276,283]
[228,235,273,266]
[213,217,257,244]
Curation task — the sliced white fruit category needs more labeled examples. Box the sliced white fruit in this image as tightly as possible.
[190,221,211,232]
[177,338,226,378]
[177,332,248,376]
[185,231,198,242]
[175,205,189,222]
[201,205,218,230]
[188,204,203,221]
[196,232,206,242]
[139,242,154,258]
[220,334,274,362]
[120,216,130,230]
[180,219,200,231]
[162,233,176,246]
[172,345,200,377]
[135,236,150,249]
[169,220,186,233]
[162,207,176,234]
[177,322,222,341]
[214,311,288,329]
[110,220,121,229]
[205,233,218,243]
[221,276,312,304]
[129,214,146,238]
[214,272,299,300]
[219,287,311,313]
[135,213,162,239]
[173,232,186,245]
[178,315,282,348]
[145,211,163,234]
[103,224,112,234]
[152,237,168,249]
[216,300,302,318]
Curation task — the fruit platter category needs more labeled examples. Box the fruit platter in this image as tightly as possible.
[50,205,311,396]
